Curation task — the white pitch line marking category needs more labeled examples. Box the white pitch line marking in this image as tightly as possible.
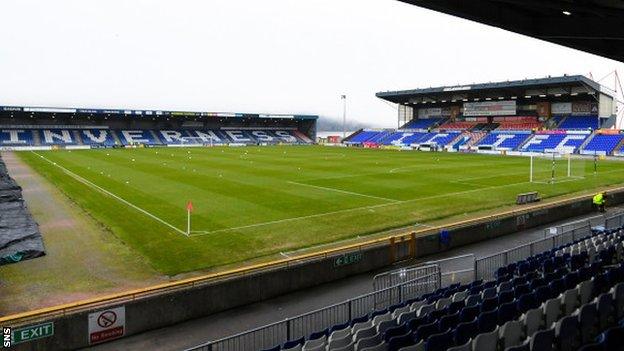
[286,181,399,202]
[191,179,539,236]
[32,151,188,237]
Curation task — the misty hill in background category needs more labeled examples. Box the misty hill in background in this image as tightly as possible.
[316,116,378,132]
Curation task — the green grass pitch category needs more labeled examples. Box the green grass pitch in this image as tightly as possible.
[16,146,624,275]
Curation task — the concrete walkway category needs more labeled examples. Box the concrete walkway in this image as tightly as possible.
[87,207,623,351]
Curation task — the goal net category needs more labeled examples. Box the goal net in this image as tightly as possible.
[529,153,586,184]
[180,137,216,147]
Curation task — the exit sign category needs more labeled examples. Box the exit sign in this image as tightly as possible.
[12,322,54,344]
[334,252,363,267]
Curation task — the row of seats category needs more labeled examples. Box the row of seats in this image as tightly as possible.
[0,129,310,146]
[521,133,589,153]
[557,116,600,130]
[260,226,624,351]
[582,134,624,155]
[401,119,445,130]
[496,120,542,131]
[346,131,461,148]
[476,133,531,150]
[438,122,479,131]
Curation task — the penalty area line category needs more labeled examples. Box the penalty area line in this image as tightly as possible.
[31,151,188,237]
[286,181,399,202]
[190,179,536,236]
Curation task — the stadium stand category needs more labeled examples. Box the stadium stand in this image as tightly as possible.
[0,129,36,146]
[521,132,589,153]
[439,121,479,131]
[557,116,600,130]
[79,129,118,146]
[494,117,542,131]
[476,132,532,151]
[453,132,486,150]
[346,130,383,145]
[0,128,311,147]
[425,132,461,147]
[251,225,624,351]
[401,118,445,130]
[581,134,624,156]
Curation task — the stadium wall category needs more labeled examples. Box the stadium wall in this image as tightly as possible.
[5,188,624,350]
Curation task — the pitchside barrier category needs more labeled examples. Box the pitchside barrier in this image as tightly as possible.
[544,214,606,236]
[378,212,624,287]
[194,212,619,351]
[606,212,624,230]
[7,189,624,351]
[373,255,475,292]
[475,223,592,281]
[197,271,440,351]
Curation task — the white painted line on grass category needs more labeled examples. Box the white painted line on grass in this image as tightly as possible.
[286,181,399,203]
[191,179,537,236]
[31,151,189,237]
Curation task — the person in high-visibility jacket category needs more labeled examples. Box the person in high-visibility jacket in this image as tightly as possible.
[593,192,606,213]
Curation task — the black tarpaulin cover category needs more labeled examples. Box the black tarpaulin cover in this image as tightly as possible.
[0,155,45,265]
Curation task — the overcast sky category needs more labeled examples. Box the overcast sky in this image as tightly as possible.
[0,0,622,127]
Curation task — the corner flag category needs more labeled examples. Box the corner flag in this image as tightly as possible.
[186,201,193,236]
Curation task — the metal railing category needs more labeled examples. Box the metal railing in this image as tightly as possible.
[193,272,440,351]
[543,214,605,236]
[372,264,439,291]
[606,212,624,230]
[475,224,591,281]
[186,208,624,351]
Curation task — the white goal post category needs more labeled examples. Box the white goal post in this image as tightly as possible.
[180,136,215,147]
[529,153,586,183]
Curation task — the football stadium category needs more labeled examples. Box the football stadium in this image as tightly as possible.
[1,1,624,351]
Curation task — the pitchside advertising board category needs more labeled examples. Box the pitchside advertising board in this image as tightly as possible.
[88,306,126,345]
[552,102,598,115]
[463,100,516,116]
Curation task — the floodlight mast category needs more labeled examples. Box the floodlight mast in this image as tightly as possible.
[341,94,347,139]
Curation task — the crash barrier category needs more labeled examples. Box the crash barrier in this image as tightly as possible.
[606,212,624,230]
[543,214,606,236]
[373,254,475,292]
[475,224,591,281]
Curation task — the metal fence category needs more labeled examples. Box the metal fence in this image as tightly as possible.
[544,214,605,236]
[188,212,622,351]
[475,224,591,281]
[372,264,439,291]
[193,271,440,351]
[422,254,475,287]
[606,212,624,230]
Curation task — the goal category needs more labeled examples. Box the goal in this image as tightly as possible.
[180,136,216,147]
[529,153,586,183]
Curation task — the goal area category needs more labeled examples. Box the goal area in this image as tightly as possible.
[529,153,587,184]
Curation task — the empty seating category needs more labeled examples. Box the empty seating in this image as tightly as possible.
[476,132,531,150]
[558,115,599,130]
[256,226,624,351]
[401,118,444,130]
[582,134,624,155]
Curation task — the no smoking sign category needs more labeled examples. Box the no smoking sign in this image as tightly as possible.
[88,306,125,344]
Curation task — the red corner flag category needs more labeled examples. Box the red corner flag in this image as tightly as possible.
[186,201,193,236]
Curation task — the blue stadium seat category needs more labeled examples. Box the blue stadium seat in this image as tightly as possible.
[584,134,624,155]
